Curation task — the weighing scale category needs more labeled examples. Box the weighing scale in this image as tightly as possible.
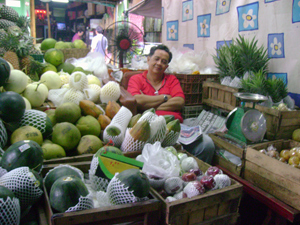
[225,92,268,144]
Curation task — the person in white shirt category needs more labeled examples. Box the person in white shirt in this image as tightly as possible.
[90,26,108,57]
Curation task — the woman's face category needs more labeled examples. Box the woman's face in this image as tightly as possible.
[147,49,169,74]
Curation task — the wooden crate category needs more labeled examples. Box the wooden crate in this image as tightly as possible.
[40,161,161,225]
[151,150,243,225]
[245,103,300,140]
[202,81,241,111]
[209,133,245,177]
[244,139,300,211]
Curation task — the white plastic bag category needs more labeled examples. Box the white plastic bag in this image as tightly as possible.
[141,142,181,179]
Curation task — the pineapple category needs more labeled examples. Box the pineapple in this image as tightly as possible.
[0,47,6,57]
[21,56,44,81]
[7,25,22,37]
[0,28,6,40]
[213,35,269,80]
[0,5,19,22]
[266,78,288,103]
[241,70,269,96]
[3,51,19,69]
[0,19,16,29]
[16,16,30,33]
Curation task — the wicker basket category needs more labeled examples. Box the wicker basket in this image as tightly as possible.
[61,48,90,60]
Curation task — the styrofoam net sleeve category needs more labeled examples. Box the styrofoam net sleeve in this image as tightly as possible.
[106,173,149,205]
[166,196,177,203]
[0,166,7,178]
[137,112,157,124]
[69,72,89,91]
[161,131,180,147]
[83,84,101,103]
[0,167,43,211]
[65,193,94,213]
[43,164,85,184]
[110,106,133,134]
[214,174,231,189]
[148,116,167,144]
[103,124,124,148]
[120,129,147,152]
[89,156,109,192]
[204,168,223,177]
[173,191,184,200]
[0,119,8,148]
[100,81,121,104]
[0,197,20,225]
[48,88,69,107]
[183,182,200,198]
[94,190,113,208]
[62,88,85,105]
[19,110,47,134]
[164,177,183,195]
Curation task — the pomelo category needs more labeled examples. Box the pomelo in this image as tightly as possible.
[73,39,86,49]
[41,38,57,51]
[10,125,43,146]
[77,135,103,155]
[72,67,84,73]
[42,62,57,73]
[42,142,66,160]
[292,129,300,142]
[51,122,81,151]
[44,48,64,67]
[55,41,68,49]
[55,102,81,124]
[45,109,57,126]
[57,62,75,74]
[76,115,101,136]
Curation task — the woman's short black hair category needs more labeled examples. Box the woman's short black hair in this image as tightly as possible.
[77,26,84,32]
[149,44,172,63]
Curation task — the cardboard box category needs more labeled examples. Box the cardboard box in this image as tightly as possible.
[87,3,95,16]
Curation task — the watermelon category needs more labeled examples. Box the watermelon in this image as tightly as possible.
[0,57,11,87]
[0,91,26,123]
[0,140,44,172]
[44,166,83,193]
[116,169,150,198]
[0,185,15,201]
[49,176,89,213]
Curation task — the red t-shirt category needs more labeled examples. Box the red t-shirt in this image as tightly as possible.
[127,71,185,122]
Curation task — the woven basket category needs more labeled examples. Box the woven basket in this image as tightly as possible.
[61,48,90,60]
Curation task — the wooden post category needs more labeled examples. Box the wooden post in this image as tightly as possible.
[30,0,36,44]
[46,2,51,38]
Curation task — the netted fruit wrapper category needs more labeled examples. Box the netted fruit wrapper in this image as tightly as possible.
[100,81,121,103]
[183,182,201,198]
[106,173,149,205]
[173,191,185,200]
[62,88,85,105]
[44,164,85,184]
[0,166,7,178]
[110,106,133,134]
[103,124,124,148]
[0,119,8,148]
[48,88,69,106]
[120,128,147,152]
[69,71,89,91]
[65,193,94,213]
[0,197,20,225]
[164,177,183,195]
[83,84,101,103]
[89,156,110,192]
[147,175,166,190]
[19,110,48,136]
[162,130,180,147]
[0,167,43,211]
[147,116,167,144]
[214,174,231,189]
[94,190,113,208]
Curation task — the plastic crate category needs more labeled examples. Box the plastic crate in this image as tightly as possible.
[30,54,44,63]
[174,74,219,105]
[182,105,204,119]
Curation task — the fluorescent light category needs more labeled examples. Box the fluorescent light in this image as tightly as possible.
[52,0,69,3]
